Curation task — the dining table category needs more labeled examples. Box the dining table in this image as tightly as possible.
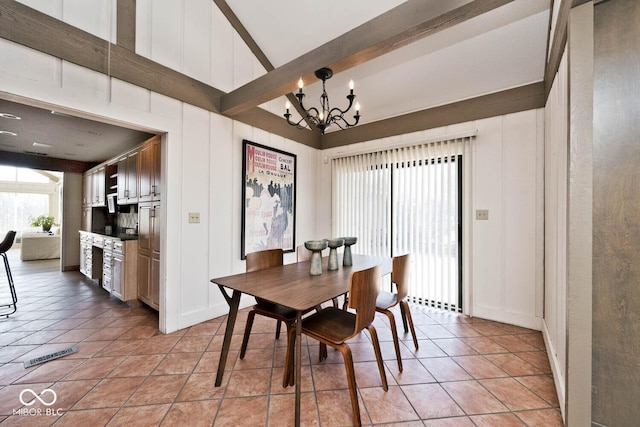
[210,254,391,426]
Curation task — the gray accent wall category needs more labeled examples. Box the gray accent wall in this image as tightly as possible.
[592,0,640,425]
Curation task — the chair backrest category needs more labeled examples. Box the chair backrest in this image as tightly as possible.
[392,254,410,301]
[246,248,283,273]
[296,245,311,262]
[348,264,381,334]
[0,231,17,254]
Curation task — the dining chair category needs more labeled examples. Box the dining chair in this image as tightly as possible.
[0,230,18,318]
[376,253,419,372]
[284,264,388,426]
[239,249,289,356]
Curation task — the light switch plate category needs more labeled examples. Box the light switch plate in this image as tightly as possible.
[476,209,489,220]
[188,212,200,223]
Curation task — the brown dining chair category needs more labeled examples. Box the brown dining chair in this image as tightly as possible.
[376,254,419,372]
[0,230,18,318]
[240,249,291,357]
[284,264,388,426]
[240,248,319,376]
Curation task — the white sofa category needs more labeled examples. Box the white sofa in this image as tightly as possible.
[20,228,61,261]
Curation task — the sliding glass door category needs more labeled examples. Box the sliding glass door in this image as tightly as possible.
[332,138,468,312]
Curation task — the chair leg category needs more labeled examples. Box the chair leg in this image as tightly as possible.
[239,310,257,359]
[319,343,327,361]
[275,320,282,339]
[0,253,17,318]
[380,308,403,372]
[399,300,419,350]
[336,343,362,427]
[366,325,388,391]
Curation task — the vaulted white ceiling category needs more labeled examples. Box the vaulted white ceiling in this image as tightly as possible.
[230,0,550,129]
[0,0,551,163]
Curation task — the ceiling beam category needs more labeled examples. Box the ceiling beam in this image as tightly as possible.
[0,151,96,174]
[321,82,546,149]
[212,0,317,133]
[220,0,515,116]
[544,0,590,99]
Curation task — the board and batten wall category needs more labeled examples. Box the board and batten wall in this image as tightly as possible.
[317,109,545,331]
[1,0,319,332]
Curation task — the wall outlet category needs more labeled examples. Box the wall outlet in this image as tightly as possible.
[476,209,489,220]
[188,212,200,223]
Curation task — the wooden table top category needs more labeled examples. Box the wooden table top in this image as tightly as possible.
[211,254,390,311]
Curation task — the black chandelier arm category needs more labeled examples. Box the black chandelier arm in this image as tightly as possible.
[329,112,361,130]
[284,112,310,129]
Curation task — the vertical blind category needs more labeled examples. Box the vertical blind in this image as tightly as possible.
[332,136,474,311]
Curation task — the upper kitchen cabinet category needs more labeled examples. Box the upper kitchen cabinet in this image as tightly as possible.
[83,165,106,207]
[117,150,139,204]
[138,135,162,202]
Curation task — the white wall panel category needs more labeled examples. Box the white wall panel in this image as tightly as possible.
[110,78,150,113]
[63,0,115,43]
[210,4,234,92]
[183,0,212,84]
[18,0,115,42]
[136,0,152,58]
[179,104,211,318]
[473,116,504,314]
[232,32,255,89]
[543,47,568,413]
[16,0,62,20]
[150,0,183,72]
[0,39,61,89]
[61,61,109,102]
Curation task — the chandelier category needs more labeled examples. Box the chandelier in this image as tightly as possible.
[284,67,360,134]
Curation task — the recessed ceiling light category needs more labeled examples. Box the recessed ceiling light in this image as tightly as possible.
[0,130,17,136]
[0,113,21,120]
[33,141,52,148]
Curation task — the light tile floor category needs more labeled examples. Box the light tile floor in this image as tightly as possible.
[0,250,563,426]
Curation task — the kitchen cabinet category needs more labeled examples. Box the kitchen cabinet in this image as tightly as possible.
[137,201,161,310]
[82,166,107,207]
[79,232,101,280]
[92,166,106,206]
[117,150,139,204]
[82,173,92,206]
[138,135,162,202]
[102,236,138,302]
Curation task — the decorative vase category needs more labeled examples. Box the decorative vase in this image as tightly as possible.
[342,237,357,266]
[327,238,345,271]
[304,240,328,276]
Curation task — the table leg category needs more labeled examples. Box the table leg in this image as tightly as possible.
[215,286,241,387]
[295,310,302,426]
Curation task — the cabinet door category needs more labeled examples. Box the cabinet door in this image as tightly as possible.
[150,202,161,309]
[112,254,124,300]
[83,173,92,206]
[117,156,127,202]
[126,151,138,201]
[93,166,106,206]
[138,142,154,202]
[152,138,161,200]
[81,208,92,232]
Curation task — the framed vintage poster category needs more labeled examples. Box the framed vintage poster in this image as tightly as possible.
[241,139,296,259]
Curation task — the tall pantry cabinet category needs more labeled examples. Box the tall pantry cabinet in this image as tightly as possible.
[137,135,162,310]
